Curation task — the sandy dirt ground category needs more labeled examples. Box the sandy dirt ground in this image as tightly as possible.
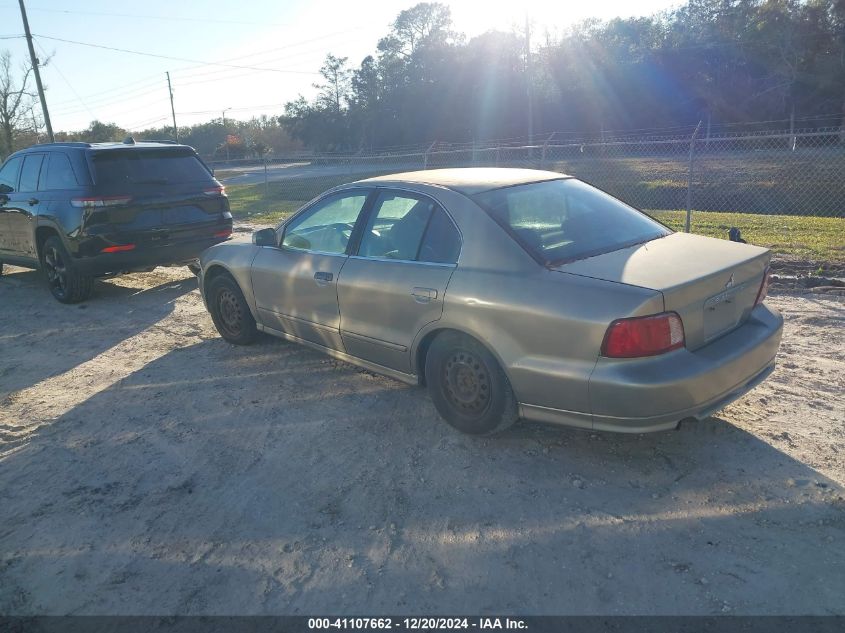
[0,263,843,615]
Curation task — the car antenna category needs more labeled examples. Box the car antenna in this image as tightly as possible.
[123,135,136,145]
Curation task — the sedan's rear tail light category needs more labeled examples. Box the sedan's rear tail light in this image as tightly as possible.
[71,196,132,208]
[203,186,226,196]
[754,266,771,306]
[602,312,685,358]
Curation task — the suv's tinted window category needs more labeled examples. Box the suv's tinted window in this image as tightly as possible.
[92,149,212,186]
[0,156,22,192]
[418,208,460,264]
[359,192,435,260]
[42,153,79,190]
[19,154,44,192]
[282,192,368,254]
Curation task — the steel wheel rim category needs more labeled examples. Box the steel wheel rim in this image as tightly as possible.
[443,350,490,416]
[217,288,243,337]
[44,247,68,297]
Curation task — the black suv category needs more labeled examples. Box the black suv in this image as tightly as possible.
[0,140,232,303]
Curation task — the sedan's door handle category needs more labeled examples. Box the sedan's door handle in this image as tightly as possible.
[28,198,39,206]
[314,271,333,286]
[411,287,437,303]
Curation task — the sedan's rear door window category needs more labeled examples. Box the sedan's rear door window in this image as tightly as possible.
[418,208,461,264]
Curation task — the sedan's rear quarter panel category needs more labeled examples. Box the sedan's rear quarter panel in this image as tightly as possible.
[395,184,666,418]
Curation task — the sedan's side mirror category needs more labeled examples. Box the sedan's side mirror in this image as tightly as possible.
[252,228,277,247]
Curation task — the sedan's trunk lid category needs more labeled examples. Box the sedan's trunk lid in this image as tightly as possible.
[551,232,770,350]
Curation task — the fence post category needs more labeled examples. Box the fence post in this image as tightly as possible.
[541,132,555,168]
[685,121,703,233]
[423,141,437,169]
[263,155,269,215]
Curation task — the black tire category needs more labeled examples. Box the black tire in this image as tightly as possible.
[424,331,519,435]
[187,262,201,276]
[41,236,93,304]
[206,273,257,345]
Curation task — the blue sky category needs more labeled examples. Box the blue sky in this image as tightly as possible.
[0,0,680,133]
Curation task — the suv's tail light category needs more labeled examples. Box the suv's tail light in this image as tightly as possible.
[71,196,132,208]
[754,266,770,306]
[203,186,226,196]
[601,312,685,358]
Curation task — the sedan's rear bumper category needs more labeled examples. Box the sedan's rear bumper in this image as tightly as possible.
[521,303,783,433]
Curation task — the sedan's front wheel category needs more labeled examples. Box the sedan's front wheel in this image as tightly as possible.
[425,331,519,435]
[207,274,257,345]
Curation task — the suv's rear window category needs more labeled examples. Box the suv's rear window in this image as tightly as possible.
[91,149,212,186]
[472,178,671,265]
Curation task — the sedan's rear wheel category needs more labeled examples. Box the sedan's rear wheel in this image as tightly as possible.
[207,274,257,345]
[425,331,518,435]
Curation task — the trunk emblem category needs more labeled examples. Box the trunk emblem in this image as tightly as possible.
[725,274,735,289]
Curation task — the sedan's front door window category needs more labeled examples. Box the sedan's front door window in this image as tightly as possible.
[282,192,368,254]
[359,192,435,260]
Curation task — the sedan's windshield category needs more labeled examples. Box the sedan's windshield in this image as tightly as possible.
[472,178,671,265]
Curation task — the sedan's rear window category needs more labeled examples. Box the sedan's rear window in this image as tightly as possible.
[472,179,671,264]
[91,149,213,186]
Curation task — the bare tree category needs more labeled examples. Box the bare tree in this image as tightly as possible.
[0,50,39,157]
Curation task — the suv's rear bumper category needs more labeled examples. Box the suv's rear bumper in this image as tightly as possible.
[73,235,229,275]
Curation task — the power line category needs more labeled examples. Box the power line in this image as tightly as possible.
[34,39,98,121]
[21,5,294,27]
[34,34,322,75]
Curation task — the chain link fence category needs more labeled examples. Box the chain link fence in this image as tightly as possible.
[208,127,845,263]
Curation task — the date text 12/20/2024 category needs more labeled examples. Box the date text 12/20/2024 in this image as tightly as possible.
[307,618,528,630]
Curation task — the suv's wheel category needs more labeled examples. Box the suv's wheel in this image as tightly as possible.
[41,236,93,304]
[207,273,257,345]
[424,331,519,435]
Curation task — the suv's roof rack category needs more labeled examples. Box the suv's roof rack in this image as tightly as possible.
[39,142,92,148]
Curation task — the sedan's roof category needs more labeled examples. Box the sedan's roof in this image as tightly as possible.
[357,167,569,195]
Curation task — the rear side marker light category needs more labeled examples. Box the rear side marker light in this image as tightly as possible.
[602,312,685,358]
[101,244,136,253]
[204,186,226,196]
[213,228,232,238]
[754,266,771,306]
[71,196,131,208]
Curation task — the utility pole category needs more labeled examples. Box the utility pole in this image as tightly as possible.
[166,72,178,141]
[18,0,53,142]
[525,13,534,149]
[222,107,231,161]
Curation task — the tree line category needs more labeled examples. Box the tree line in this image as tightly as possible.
[282,0,845,150]
[1,0,843,158]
